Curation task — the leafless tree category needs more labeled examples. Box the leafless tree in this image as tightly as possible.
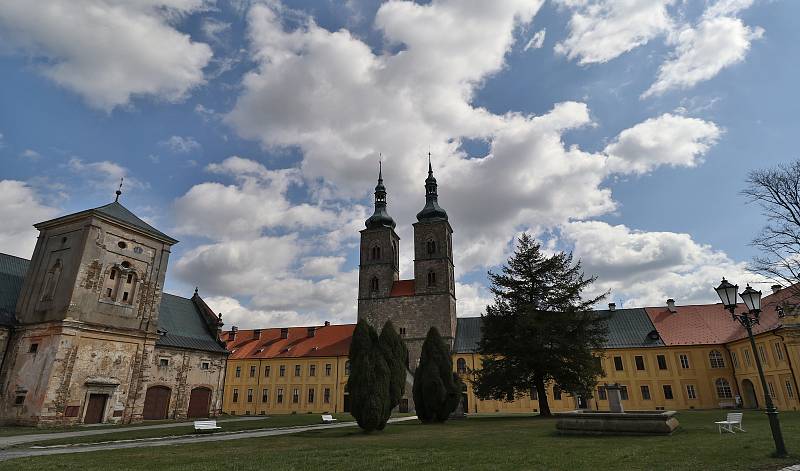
[743,160,800,303]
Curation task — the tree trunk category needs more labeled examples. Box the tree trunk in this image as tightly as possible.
[535,375,551,417]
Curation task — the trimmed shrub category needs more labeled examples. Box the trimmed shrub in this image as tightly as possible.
[413,327,460,422]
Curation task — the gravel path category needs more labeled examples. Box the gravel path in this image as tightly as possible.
[0,416,417,462]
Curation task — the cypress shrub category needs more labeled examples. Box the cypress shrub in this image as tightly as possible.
[347,319,391,432]
[413,327,460,423]
[379,320,409,420]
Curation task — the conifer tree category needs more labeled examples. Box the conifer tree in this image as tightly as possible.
[347,319,391,432]
[379,320,409,420]
[413,327,460,423]
[472,233,608,417]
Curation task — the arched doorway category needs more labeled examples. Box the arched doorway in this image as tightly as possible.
[187,387,212,418]
[741,379,758,409]
[143,386,171,420]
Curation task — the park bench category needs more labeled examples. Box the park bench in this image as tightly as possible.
[715,412,745,434]
[321,414,338,424]
[194,420,222,432]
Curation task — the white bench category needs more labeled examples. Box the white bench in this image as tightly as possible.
[321,414,337,424]
[194,420,221,432]
[715,412,745,434]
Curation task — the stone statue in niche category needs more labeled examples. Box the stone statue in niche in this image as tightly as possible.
[40,258,63,302]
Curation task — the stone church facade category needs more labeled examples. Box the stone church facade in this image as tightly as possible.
[0,198,227,425]
[357,161,457,370]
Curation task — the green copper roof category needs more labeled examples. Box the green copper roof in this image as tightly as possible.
[157,293,227,353]
[0,253,28,326]
[36,201,177,244]
[453,308,664,353]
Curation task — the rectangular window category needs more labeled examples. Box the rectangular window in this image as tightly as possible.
[201,362,210,370]
[247,388,253,403]
[640,385,651,400]
[768,382,776,398]
[14,394,25,405]
[679,354,690,369]
[635,356,645,371]
[159,358,169,368]
[233,389,239,403]
[127,273,133,283]
[29,343,38,354]
[597,387,606,400]
[235,366,241,378]
[106,288,113,297]
[324,388,331,403]
[663,385,674,400]
[308,388,315,404]
[110,270,116,280]
[686,385,697,399]
[786,381,795,399]
[325,364,332,376]
[399,327,407,336]
[250,366,256,378]
[593,356,603,373]
[279,365,286,377]
[262,389,269,403]
[744,349,752,367]
[775,343,785,361]
[294,365,301,377]
[265,365,270,377]
[553,386,562,401]
[657,355,668,370]
[620,386,629,401]
[731,352,740,369]
[759,345,768,364]
[122,291,129,301]
[277,388,284,404]
[309,365,316,377]
[613,356,624,371]
[292,388,299,404]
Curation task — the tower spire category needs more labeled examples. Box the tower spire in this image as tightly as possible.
[416,152,448,222]
[364,159,396,229]
[115,178,124,202]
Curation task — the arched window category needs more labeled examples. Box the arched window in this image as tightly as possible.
[345,360,351,376]
[456,358,467,374]
[715,378,733,398]
[709,350,725,368]
[370,277,379,292]
[427,271,437,287]
[426,239,436,255]
[371,246,381,260]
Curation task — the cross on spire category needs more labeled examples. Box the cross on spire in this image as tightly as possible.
[115,178,124,202]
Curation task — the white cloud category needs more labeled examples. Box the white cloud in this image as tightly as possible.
[604,113,721,174]
[642,15,763,98]
[524,28,546,51]
[160,135,202,154]
[554,0,674,65]
[0,180,60,257]
[0,0,213,111]
[301,256,346,277]
[561,221,763,307]
[67,157,144,191]
[20,149,41,160]
[456,282,494,317]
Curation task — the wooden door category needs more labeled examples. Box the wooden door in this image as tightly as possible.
[143,386,171,420]
[84,394,107,424]
[187,387,212,418]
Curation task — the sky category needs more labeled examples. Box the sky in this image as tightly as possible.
[1,0,797,329]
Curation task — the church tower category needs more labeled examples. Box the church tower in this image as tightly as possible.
[413,156,457,346]
[357,164,399,301]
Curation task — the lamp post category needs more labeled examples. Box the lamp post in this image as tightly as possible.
[714,278,787,457]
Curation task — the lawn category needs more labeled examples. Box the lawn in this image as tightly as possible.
[2,410,798,471]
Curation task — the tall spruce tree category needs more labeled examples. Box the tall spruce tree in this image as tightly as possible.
[379,320,409,420]
[413,327,460,423]
[347,319,391,432]
[472,233,608,417]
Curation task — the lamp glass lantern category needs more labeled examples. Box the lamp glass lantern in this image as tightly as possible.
[715,278,739,310]
[740,285,762,316]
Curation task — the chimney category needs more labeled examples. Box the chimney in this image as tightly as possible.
[324,321,330,327]
[280,328,289,339]
[666,299,677,313]
[772,284,782,295]
[307,327,316,338]
[227,326,238,342]
[608,303,616,312]
[253,329,261,339]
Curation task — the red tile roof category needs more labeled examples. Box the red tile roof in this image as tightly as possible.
[222,324,354,359]
[645,289,788,346]
[390,279,415,297]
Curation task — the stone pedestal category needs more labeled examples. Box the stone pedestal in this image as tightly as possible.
[605,383,624,413]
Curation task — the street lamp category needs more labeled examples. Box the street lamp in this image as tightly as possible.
[714,278,787,457]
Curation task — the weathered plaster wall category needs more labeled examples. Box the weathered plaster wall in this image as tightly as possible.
[146,346,226,419]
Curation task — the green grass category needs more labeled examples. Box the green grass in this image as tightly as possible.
[3,410,799,470]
